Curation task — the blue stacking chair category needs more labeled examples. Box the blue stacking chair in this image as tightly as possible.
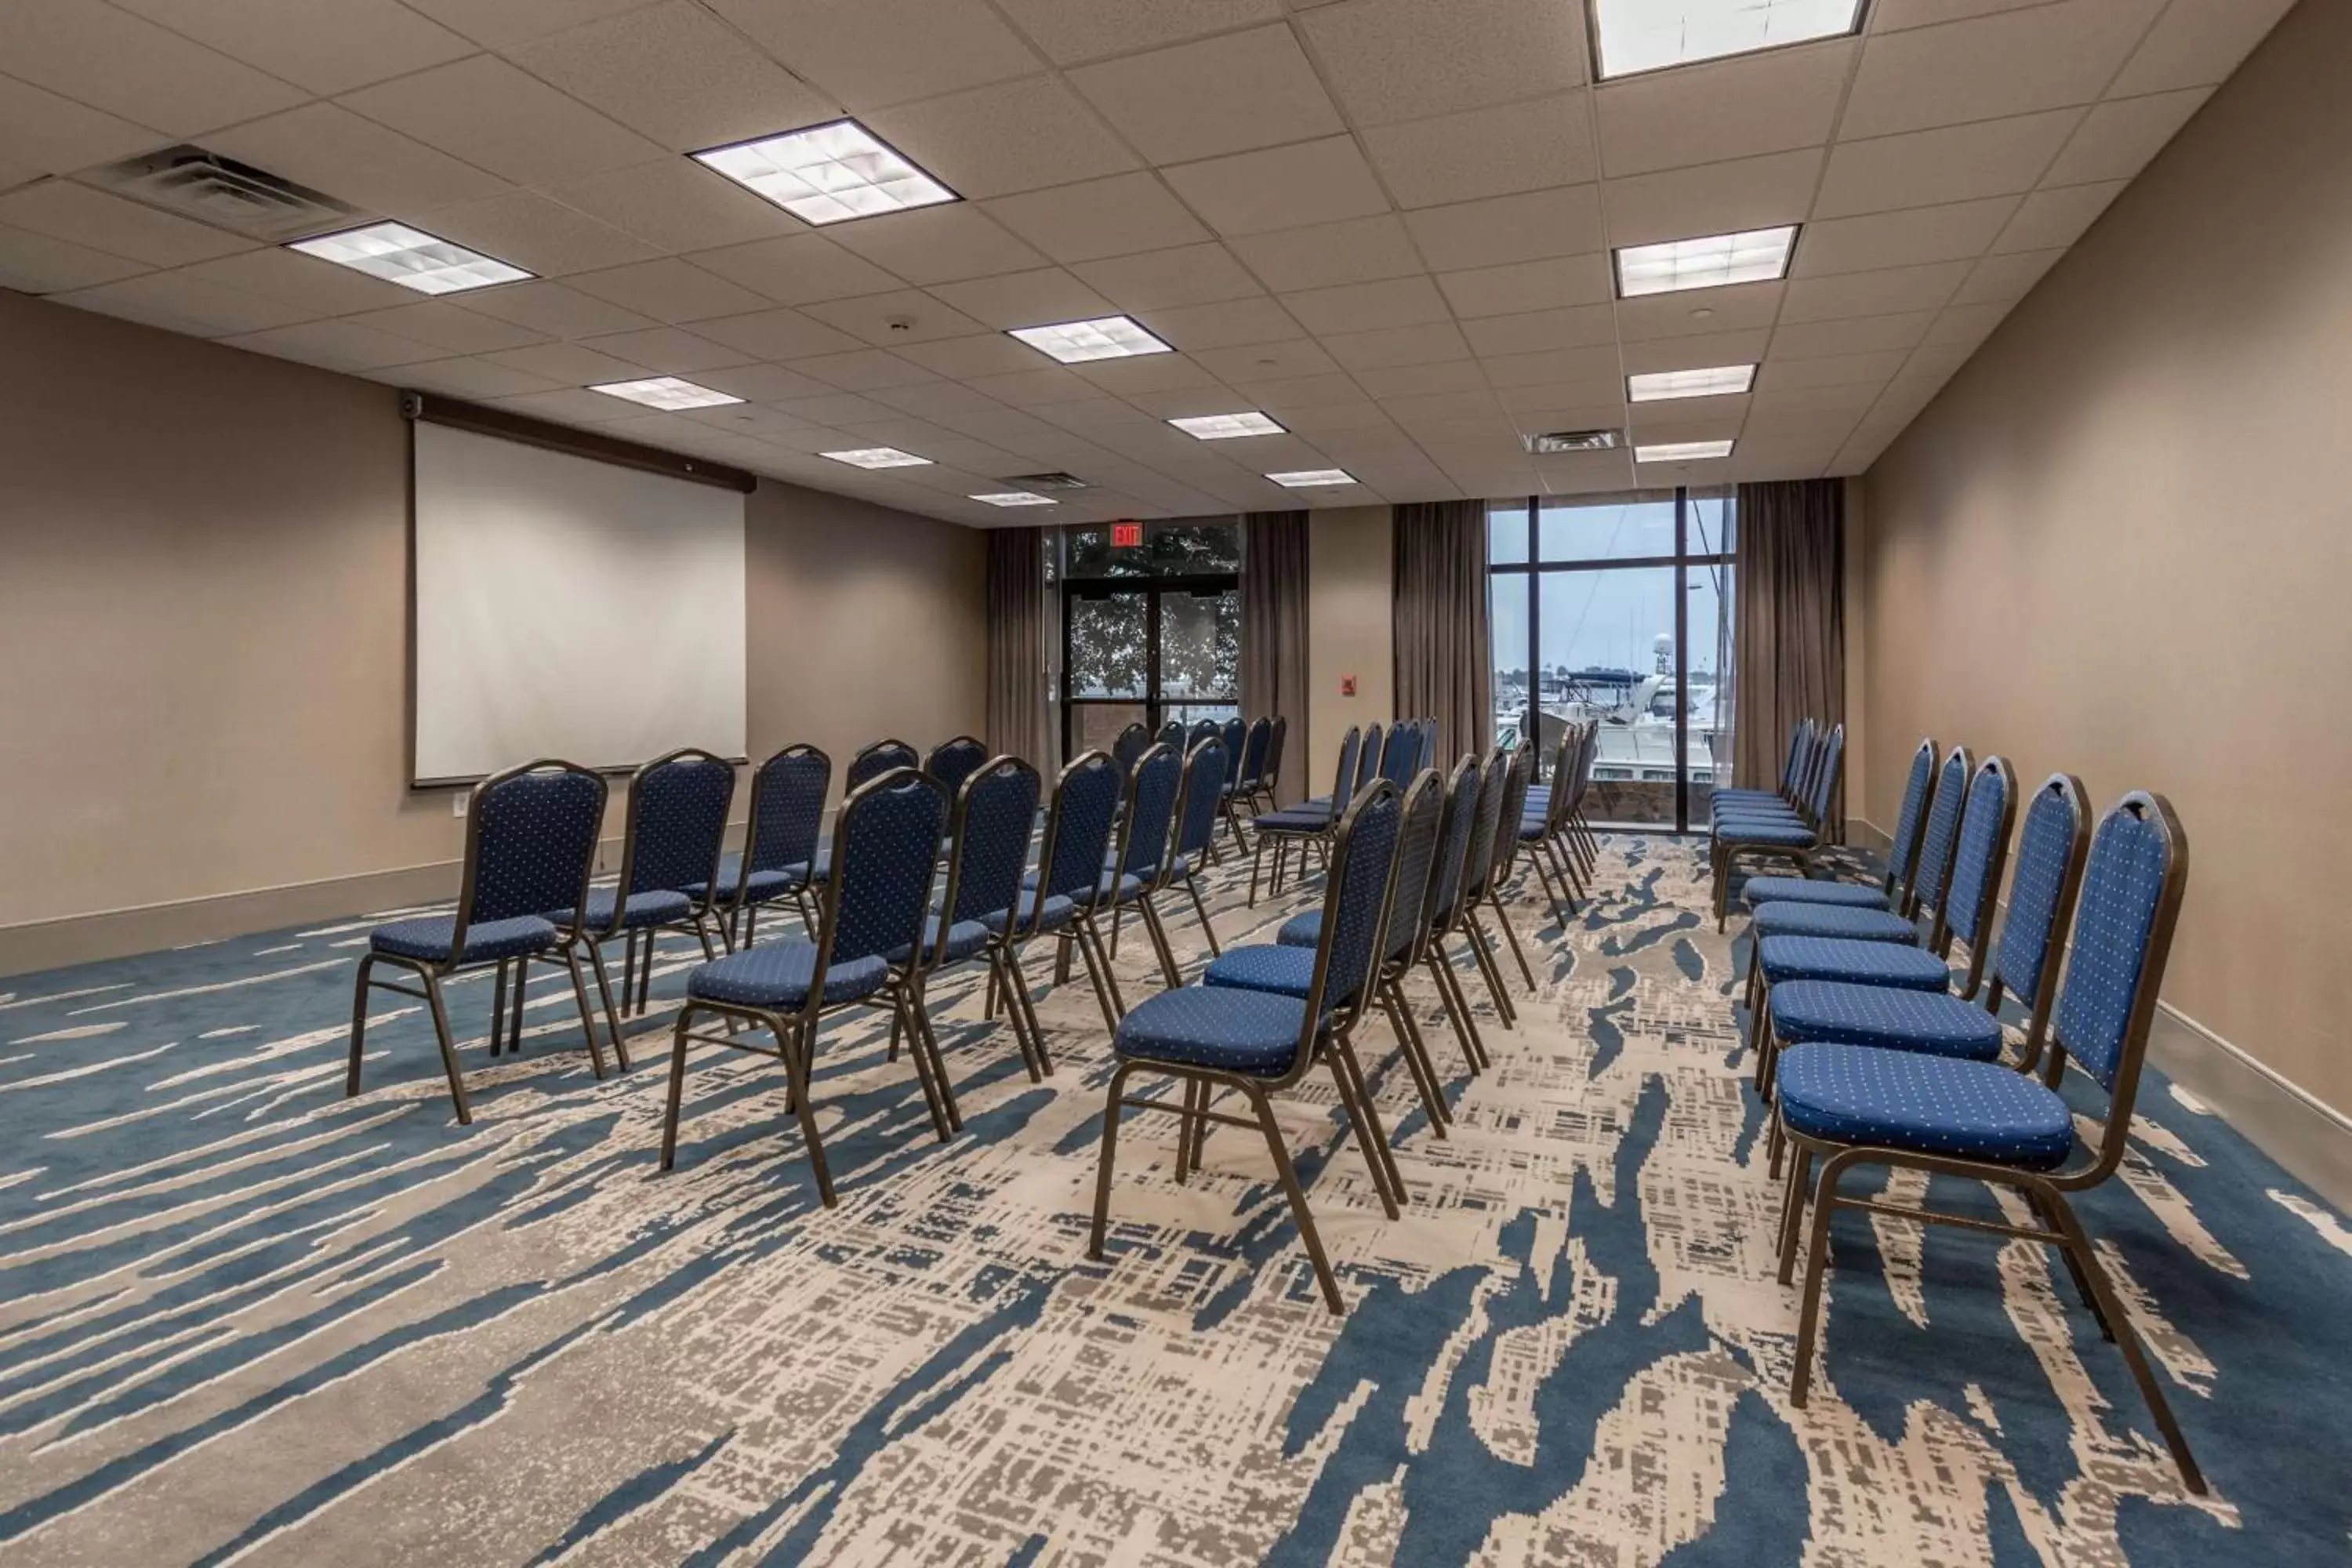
[896,755,1046,1120]
[1149,735,1229,960]
[1711,722,1845,927]
[1250,715,1288,815]
[1156,719,1185,755]
[1248,724,1359,903]
[1007,750,1127,1033]
[1088,780,1406,1316]
[1515,724,1586,921]
[925,735,989,797]
[1769,790,2202,1493]
[1415,756,1494,1075]
[1097,742,1184,994]
[1478,744,1540,991]
[851,737,919,788]
[1711,720,1823,834]
[1748,752,2011,1102]
[1354,721,1385,797]
[1441,744,1519,1031]
[692,744,829,949]
[555,747,735,1053]
[347,759,610,1123]
[659,768,953,1203]
[1216,716,1254,855]
[1710,717,1812,815]
[1741,735,1936,919]
[1376,721,1420,788]
[1110,721,1151,786]
[1189,718,1221,753]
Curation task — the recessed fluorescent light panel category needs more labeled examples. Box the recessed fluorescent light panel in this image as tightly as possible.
[590,377,744,411]
[1616,226,1797,298]
[1635,440,1736,463]
[1267,469,1356,488]
[694,119,956,227]
[971,491,1057,507]
[287,222,530,295]
[1170,411,1287,440]
[1628,365,1757,402]
[822,447,931,469]
[1009,315,1173,365]
[1592,0,1865,80]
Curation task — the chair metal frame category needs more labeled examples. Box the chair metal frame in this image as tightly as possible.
[1767,791,2201,1493]
[1218,715,1264,856]
[1094,742,1184,996]
[1363,769,1464,1141]
[849,737,920,790]
[1414,757,1497,1079]
[1247,724,1359,904]
[347,758,611,1125]
[924,734,991,798]
[1149,735,1230,965]
[1520,724,1588,922]
[1711,721,1846,928]
[1432,745,1519,1035]
[1088,780,1406,1316]
[1249,716,1288,816]
[1479,744,1541,992]
[1014,750,1128,1035]
[702,743,830,949]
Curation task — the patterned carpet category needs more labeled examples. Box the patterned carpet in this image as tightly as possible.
[1,837,2347,1566]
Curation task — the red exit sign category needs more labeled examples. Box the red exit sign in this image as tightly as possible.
[1112,521,1143,548]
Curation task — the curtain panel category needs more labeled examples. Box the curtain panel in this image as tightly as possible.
[1392,499,1494,766]
[1733,478,1846,836]
[1240,510,1310,804]
[984,526,1051,771]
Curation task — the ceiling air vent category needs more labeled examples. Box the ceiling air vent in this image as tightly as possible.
[82,146,361,243]
[1002,471,1091,490]
[1523,429,1621,454]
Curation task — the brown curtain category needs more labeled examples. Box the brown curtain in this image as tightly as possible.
[1735,479,1846,836]
[1241,510,1309,804]
[1392,499,1493,764]
[985,526,1050,768]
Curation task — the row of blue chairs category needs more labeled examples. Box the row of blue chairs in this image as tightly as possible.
[1110,714,1287,855]
[1722,719,2205,1492]
[1244,717,1439,901]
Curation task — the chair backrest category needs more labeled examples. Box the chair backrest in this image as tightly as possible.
[1543,724,1580,826]
[926,735,989,797]
[1036,750,1123,920]
[1239,717,1272,788]
[464,760,607,937]
[1156,719,1185,754]
[1116,743,1181,880]
[1425,754,1485,931]
[1377,721,1419,788]
[2049,792,2190,1171]
[1802,721,1845,827]
[1935,756,2017,993]
[1261,716,1288,797]
[1171,737,1228,862]
[1111,722,1151,781]
[1328,725,1362,804]
[935,757,1040,960]
[1295,781,1403,1047]
[743,745,830,880]
[1486,743,1536,883]
[1383,771,1448,969]
[1355,722,1385,795]
[1787,717,1820,804]
[1885,737,1939,896]
[620,748,735,914]
[1907,744,1973,919]
[1463,744,1512,901]
[850,738,919,789]
[1189,718,1220,751]
[1220,717,1248,789]
[1990,773,2091,1042]
[825,769,949,971]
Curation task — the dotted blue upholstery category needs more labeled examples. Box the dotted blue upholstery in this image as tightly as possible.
[1321,788,1402,1011]
[1716,820,1816,848]
[687,865,808,906]
[469,768,604,924]
[1173,741,1228,859]
[1328,727,1362,806]
[1036,757,1122,917]
[371,914,555,964]
[1257,804,1337,834]
[1751,902,1918,942]
[1994,784,2081,1007]
[1276,909,1321,948]
[1742,876,1889,912]
[628,753,734,899]
[1356,723,1385,795]
[1462,749,1509,901]
[830,775,948,967]
[1775,1044,2075,1170]
[1201,942,1316,998]
[1886,742,1937,887]
[983,889,1074,935]
[1112,724,1151,782]
[1913,751,1972,911]
[745,749,828,882]
[890,915,989,967]
[2052,807,2169,1091]
[1487,746,1534,881]
[1802,724,1844,822]
[550,887,693,931]
[1260,717,1287,793]
[1385,778,1446,960]
[1427,761,1483,929]
[1944,764,2013,948]
[1377,723,1417,788]
[1769,981,2004,1062]
[1113,987,1309,1076]
[1116,747,1182,884]
[944,763,1040,935]
[1156,720,1185,754]
[1238,717,1272,790]
[688,941,891,1009]
[926,736,989,797]
[1759,936,1950,991]
[848,740,918,790]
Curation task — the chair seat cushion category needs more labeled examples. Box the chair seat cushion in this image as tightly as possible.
[1711,787,1786,804]
[985,888,1075,935]
[891,913,990,967]
[686,865,808,907]
[1254,808,1333,834]
[688,940,891,1009]
[1276,909,1321,948]
[547,887,693,931]
[369,914,556,964]
[1759,936,1949,991]
[1751,902,1918,942]
[1742,876,1888,912]
[806,843,834,884]
[1201,943,1316,999]
[1712,804,1804,824]
[1769,981,2005,1062]
[1715,821,1817,848]
[1776,1045,2074,1170]
[1114,986,1307,1077]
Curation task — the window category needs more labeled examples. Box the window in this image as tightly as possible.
[1489,489,1737,829]
[1061,519,1242,757]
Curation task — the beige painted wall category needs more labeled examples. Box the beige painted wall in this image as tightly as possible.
[0,288,985,960]
[1855,0,2350,1113]
[1305,505,1395,796]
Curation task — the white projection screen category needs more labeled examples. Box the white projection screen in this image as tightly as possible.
[412,422,746,784]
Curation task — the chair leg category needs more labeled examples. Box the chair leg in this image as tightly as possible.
[1381,982,1450,1135]
[622,930,641,1014]
[785,1018,837,1207]
[488,960,510,1058]
[1426,952,1487,1074]
[990,948,1046,1082]
[1486,891,1537,991]
[1183,872,1221,956]
[585,938,628,1065]
[507,956,529,1052]
[1109,902,1124,957]
[1247,837,1268,906]
[1135,894,1184,990]
[659,1008,695,1171]
[1789,1149,1872,1406]
[1243,1082,1345,1316]
[1776,1140,1813,1282]
[1076,917,1126,1025]
[637,927,657,1013]
[895,989,953,1143]
[562,946,619,1075]
[1054,930,1075,985]
[1004,942,1054,1076]
[1087,1062,1137,1261]
[910,991,964,1135]
[2029,1187,2115,1338]
[345,956,378,1099]
[1174,1080,1200,1183]
[1465,916,1515,1027]
[419,971,474,1125]
[1327,1036,1403,1218]
[690,914,720,964]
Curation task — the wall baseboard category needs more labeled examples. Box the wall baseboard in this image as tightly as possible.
[1847,815,1893,857]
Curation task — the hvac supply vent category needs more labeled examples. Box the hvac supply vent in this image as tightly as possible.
[1002,471,1090,490]
[1523,428,1621,454]
[82,146,361,243]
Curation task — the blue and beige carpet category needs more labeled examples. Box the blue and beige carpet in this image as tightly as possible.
[0,839,2346,1565]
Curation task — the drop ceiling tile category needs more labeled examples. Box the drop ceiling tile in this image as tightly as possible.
[2040,88,2213,187]
[0,74,165,178]
[964,367,1102,405]
[551,160,803,252]
[0,156,45,198]
[1403,187,1605,272]
[111,0,474,96]
[981,173,1213,264]
[504,2,834,152]
[776,390,910,423]
[180,248,420,315]
[1071,352,1221,394]
[339,56,669,187]
[55,271,315,336]
[0,181,252,267]
[419,191,662,277]
[1619,328,1771,374]
[927,268,1116,331]
[688,234,902,305]
[1227,214,1424,292]
[1920,299,2016,347]
[1814,110,2083,219]
[1595,40,1853,178]
[1953,247,2064,304]
[826,205,1051,283]
[1614,279,1783,340]
[402,0,667,49]
[1599,148,1822,247]
[1361,93,1597,210]
[1229,372,1375,410]
[1351,358,1488,397]
[1461,304,1616,358]
[1161,137,1391,238]
[1778,261,1971,324]
[1841,0,2164,140]
[1791,197,2021,274]
[0,0,307,137]
[1030,396,1155,430]
[1320,321,1472,371]
[2107,0,2299,96]
[346,301,551,353]
[782,348,942,390]
[1142,296,1305,350]
[0,221,153,292]
[1746,379,1881,418]
[1992,181,2125,253]
[893,333,1049,377]
[576,325,755,372]
[565,257,775,322]
[867,77,1138,201]
[1493,379,1621,414]
[395,357,565,398]
[1068,243,1265,311]
[1479,345,1620,387]
[1434,253,1613,318]
[1070,27,1342,164]
[990,0,1283,65]
[691,306,868,358]
[452,278,660,338]
[220,318,448,370]
[866,379,1005,418]
[488,386,647,423]
[1625,394,1749,428]
[1278,274,1449,335]
[1190,340,1341,380]
[1770,311,1935,359]
[801,288,992,346]
[485,339,651,382]
[206,103,512,218]
[1298,0,1588,128]
[691,361,840,401]
[1754,350,1911,390]
[703,0,1042,110]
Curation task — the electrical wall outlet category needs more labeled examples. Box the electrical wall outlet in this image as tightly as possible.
[452,791,468,818]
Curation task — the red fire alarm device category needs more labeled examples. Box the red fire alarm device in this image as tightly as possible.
[1341,675,1357,697]
[1112,521,1143,547]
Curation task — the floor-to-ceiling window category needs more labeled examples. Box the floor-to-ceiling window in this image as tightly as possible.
[1489,488,1736,831]
[1059,520,1242,760]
